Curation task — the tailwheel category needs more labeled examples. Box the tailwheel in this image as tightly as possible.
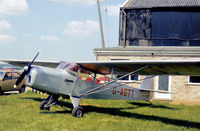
[72,106,84,118]
[40,100,50,110]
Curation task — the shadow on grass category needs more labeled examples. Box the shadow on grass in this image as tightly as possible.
[41,110,72,114]
[22,96,73,113]
[40,103,200,129]
[21,96,200,129]
[40,101,73,114]
[21,97,73,107]
[129,101,178,110]
[82,105,200,129]
[21,97,44,102]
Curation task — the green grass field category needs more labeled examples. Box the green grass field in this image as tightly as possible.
[0,92,200,131]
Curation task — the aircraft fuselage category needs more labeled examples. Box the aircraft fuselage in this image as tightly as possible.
[26,66,75,96]
[26,66,150,101]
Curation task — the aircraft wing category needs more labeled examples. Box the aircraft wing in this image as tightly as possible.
[77,59,200,75]
[0,59,60,68]
[1,59,200,75]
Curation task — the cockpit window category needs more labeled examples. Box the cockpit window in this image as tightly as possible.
[57,62,91,76]
[56,61,109,84]
[57,62,78,71]
[0,72,4,80]
[60,63,79,76]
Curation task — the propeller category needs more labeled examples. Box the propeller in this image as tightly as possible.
[14,50,40,88]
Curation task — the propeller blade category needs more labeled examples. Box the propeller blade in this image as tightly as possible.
[14,50,40,88]
[28,50,40,67]
[14,71,27,87]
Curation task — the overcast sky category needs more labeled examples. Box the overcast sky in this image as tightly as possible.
[0,0,126,62]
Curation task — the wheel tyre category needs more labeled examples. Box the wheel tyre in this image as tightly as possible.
[0,87,3,95]
[72,106,84,118]
[19,86,26,93]
[40,100,50,110]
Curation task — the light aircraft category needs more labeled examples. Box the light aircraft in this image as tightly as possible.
[1,51,200,117]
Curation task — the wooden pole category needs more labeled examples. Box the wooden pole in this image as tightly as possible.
[96,0,105,48]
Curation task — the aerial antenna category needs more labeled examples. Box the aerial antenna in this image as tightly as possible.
[96,0,105,48]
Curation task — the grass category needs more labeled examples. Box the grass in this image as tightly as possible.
[0,92,200,131]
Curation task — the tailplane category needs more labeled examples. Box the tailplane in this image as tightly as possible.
[138,76,176,94]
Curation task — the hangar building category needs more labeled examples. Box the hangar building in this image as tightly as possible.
[94,0,200,104]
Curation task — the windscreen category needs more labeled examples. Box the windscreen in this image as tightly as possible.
[56,61,110,84]
[56,61,91,75]
[0,72,4,80]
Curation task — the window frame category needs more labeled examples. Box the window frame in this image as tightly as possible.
[0,72,5,80]
[116,74,140,83]
[188,76,200,84]
[3,72,12,81]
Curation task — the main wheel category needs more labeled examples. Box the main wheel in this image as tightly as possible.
[19,85,26,93]
[72,106,84,118]
[0,87,3,95]
[40,100,50,110]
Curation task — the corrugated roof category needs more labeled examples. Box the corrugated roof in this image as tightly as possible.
[122,0,200,9]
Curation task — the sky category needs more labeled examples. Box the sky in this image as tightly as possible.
[0,0,127,62]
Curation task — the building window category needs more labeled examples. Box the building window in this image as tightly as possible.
[189,76,200,83]
[116,75,139,82]
[111,59,139,82]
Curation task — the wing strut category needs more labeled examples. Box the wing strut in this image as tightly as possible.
[78,65,149,98]
[71,66,81,93]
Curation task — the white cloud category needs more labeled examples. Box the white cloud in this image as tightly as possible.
[0,0,28,16]
[0,34,16,43]
[40,35,63,42]
[105,5,120,16]
[49,0,101,5]
[0,20,12,31]
[0,20,15,44]
[22,33,32,37]
[63,20,99,37]
[0,0,28,45]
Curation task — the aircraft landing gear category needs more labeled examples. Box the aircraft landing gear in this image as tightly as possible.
[40,95,84,117]
[40,100,50,110]
[72,106,84,118]
[40,95,59,111]
[70,96,84,117]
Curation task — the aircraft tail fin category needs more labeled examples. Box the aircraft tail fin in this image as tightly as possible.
[138,75,154,90]
[138,76,176,94]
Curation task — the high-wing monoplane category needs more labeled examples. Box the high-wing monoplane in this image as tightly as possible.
[1,51,200,117]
